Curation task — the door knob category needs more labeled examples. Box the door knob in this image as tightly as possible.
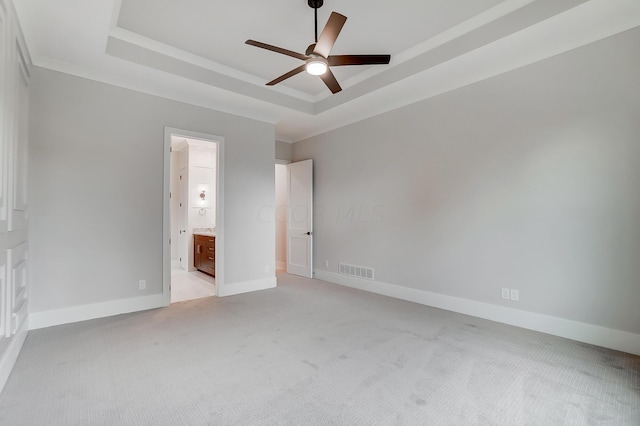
[305,231,312,235]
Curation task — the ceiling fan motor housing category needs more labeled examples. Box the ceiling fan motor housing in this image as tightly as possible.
[308,0,324,8]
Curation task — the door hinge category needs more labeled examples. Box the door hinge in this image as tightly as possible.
[170,146,173,153]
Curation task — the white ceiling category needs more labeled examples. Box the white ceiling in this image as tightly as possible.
[13,0,640,142]
[116,0,505,95]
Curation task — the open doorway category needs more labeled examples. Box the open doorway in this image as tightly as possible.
[275,160,314,278]
[163,128,224,305]
[275,163,288,273]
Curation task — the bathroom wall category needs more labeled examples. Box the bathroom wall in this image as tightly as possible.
[169,147,187,263]
[188,144,216,231]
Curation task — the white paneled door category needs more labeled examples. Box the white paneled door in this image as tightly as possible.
[0,7,7,235]
[8,243,27,336]
[286,160,313,278]
[10,45,29,232]
[0,0,31,392]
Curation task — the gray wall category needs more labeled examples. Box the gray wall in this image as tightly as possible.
[29,67,275,313]
[275,140,293,162]
[293,28,640,334]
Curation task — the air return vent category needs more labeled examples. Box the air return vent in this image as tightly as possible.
[339,263,374,280]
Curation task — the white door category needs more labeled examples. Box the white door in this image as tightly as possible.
[179,167,188,270]
[287,160,313,278]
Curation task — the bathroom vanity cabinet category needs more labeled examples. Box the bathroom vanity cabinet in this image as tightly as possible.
[194,234,216,277]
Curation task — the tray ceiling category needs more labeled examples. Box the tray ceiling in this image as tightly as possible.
[12,0,640,141]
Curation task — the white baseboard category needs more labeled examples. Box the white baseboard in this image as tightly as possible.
[29,294,165,330]
[0,319,28,393]
[28,275,279,328]
[314,270,640,356]
[218,276,277,297]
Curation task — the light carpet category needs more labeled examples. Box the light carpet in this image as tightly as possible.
[0,273,638,425]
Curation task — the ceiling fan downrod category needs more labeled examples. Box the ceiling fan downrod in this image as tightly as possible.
[308,0,323,43]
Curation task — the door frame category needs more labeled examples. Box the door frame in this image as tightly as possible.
[163,127,225,305]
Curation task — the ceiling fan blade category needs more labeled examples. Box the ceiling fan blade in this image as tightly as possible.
[319,68,342,94]
[266,64,307,86]
[246,40,308,61]
[313,12,347,58]
[328,54,391,66]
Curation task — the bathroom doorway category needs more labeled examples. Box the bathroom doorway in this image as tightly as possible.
[163,128,225,305]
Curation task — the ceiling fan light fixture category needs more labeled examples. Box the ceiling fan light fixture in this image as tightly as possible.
[306,57,328,75]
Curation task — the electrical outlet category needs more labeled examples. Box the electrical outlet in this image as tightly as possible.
[264,265,270,273]
[510,289,520,301]
[501,288,510,300]
[139,280,146,290]
[324,260,329,268]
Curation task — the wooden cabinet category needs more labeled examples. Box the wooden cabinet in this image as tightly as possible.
[194,234,216,277]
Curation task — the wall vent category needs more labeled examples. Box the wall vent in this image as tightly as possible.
[339,263,374,280]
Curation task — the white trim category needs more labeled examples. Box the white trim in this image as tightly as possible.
[16,0,640,143]
[107,27,315,104]
[109,0,123,29]
[28,294,164,330]
[33,57,280,126]
[217,277,276,297]
[314,270,640,356]
[0,317,27,393]
[163,127,224,305]
[318,0,538,102]
[6,0,32,70]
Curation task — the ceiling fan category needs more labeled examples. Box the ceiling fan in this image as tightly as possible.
[245,0,391,94]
